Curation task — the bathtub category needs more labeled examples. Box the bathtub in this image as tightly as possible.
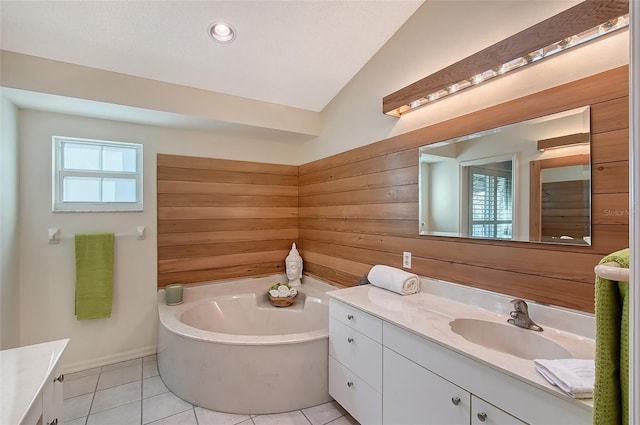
[157,275,336,414]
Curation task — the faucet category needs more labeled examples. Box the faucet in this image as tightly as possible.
[507,299,543,332]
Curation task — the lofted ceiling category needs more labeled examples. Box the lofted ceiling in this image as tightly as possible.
[0,0,424,113]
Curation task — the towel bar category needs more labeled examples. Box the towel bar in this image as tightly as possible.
[47,226,146,243]
[594,262,630,282]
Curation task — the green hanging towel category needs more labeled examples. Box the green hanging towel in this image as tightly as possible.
[75,233,114,320]
[593,248,629,425]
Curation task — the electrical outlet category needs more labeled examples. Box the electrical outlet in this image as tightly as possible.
[403,251,412,268]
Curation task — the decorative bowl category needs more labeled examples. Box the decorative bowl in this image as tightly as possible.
[268,294,297,307]
[267,283,298,307]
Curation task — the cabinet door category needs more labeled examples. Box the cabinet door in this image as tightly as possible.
[383,347,470,425]
[471,396,527,425]
[329,357,382,425]
[42,364,64,425]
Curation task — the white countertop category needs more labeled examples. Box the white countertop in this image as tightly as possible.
[328,281,595,408]
[1,339,69,425]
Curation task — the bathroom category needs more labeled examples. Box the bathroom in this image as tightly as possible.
[0,1,637,424]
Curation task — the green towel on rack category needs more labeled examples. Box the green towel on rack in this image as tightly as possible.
[75,233,114,320]
[593,248,629,425]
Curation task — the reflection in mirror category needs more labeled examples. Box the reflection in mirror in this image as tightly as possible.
[419,106,591,245]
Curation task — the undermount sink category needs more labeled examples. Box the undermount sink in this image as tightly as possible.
[449,318,572,360]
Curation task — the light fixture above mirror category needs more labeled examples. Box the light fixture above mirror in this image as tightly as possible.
[383,0,629,117]
[537,133,590,152]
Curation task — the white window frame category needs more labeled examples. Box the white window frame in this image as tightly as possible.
[459,153,518,239]
[52,136,143,212]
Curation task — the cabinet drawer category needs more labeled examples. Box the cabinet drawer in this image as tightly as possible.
[329,299,382,342]
[329,317,382,391]
[472,396,528,425]
[329,356,382,425]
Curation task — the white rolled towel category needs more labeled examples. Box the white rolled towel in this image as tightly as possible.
[269,289,281,297]
[277,285,291,297]
[367,265,420,295]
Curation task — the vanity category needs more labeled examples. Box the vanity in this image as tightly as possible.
[0,339,68,425]
[328,279,594,425]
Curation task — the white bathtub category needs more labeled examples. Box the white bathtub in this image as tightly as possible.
[157,275,336,414]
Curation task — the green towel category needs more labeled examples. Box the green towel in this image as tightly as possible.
[593,248,629,425]
[75,233,114,320]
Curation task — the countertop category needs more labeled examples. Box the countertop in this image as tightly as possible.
[327,281,595,408]
[1,339,69,425]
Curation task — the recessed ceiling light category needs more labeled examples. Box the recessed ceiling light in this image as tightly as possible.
[209,22,235,43]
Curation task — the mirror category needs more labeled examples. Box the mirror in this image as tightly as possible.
[419,106,591,245]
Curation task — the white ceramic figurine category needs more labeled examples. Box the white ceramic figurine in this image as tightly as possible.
[285,243,303,287]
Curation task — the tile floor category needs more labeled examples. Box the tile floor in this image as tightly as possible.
[63,355,359,425]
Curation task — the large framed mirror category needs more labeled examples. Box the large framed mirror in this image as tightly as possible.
[419,106,591,245]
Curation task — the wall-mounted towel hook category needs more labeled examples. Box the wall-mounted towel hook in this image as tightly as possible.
[48,228,60,244]
[136,226,146,240]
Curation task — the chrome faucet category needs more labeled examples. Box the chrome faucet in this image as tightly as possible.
[507,299,543,332]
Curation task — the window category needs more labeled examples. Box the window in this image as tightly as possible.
[53,137,143,212]
[468,161,513,239]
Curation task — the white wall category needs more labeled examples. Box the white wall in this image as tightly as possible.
[17,109,301,371]
[302,0,629,163]
[428,160,460,233]
[0,93,20,349]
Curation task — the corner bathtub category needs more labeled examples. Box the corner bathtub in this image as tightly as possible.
[157,275,336,414]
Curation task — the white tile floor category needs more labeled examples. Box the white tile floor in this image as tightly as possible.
[63,355,359,425]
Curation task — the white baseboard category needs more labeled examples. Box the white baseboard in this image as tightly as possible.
[64,345,157,374]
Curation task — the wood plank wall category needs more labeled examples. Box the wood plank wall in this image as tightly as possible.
[157,155,299,287]
[299,66,629,313]
[541,180,590,240]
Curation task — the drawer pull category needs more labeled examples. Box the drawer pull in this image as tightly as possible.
[347,337,354,343]
[54,374,64,383]
[347,314,354,320]
[451,396,460,406]
[477,412,487,422]
[347,381,354,388]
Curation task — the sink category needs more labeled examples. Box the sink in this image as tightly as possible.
[449,318,571,360]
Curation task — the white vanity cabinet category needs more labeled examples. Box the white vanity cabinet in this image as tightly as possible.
[329,291,591,425]
[329,299,382,425]
[1,339,68,425]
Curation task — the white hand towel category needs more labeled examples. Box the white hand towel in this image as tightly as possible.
[367,265,420,295]
[533,358,595,399]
